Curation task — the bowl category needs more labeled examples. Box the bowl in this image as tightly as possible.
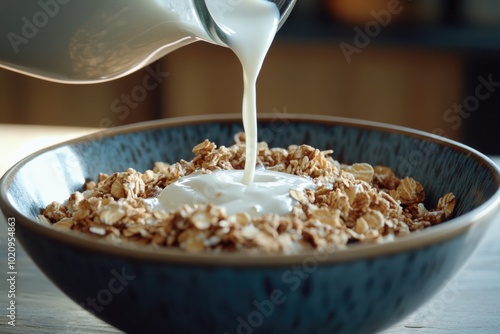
[1,114,499,334]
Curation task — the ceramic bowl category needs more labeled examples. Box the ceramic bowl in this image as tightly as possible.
[1,115,499,334]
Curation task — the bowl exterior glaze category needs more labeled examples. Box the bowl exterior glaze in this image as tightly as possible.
[1,115,499,334]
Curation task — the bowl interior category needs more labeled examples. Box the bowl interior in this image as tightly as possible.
[2,115,500,240]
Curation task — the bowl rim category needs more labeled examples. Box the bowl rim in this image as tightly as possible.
[2,114,500,267]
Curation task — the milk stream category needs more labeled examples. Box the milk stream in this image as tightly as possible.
[206,0,280,184]
[154,0,312,216]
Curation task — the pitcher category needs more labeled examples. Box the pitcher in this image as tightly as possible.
[0,0,295,83]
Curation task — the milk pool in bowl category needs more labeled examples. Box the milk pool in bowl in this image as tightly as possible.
[151,168,315,217]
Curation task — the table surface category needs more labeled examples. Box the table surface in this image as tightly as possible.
[0,123,499,334]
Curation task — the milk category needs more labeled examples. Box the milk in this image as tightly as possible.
[155,169,314,217]
[206,0,280,184]
[155,0,311,217]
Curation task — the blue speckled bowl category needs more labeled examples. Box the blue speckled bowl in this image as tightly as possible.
[1,115,500,334]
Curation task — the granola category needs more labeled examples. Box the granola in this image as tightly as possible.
[40,133,456,254]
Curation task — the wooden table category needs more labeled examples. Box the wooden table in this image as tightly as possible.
[0,124,499,333]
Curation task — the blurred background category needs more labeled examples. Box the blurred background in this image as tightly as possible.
[1,0,499,154]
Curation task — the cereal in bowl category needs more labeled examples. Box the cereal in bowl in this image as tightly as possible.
[40,133,456,254]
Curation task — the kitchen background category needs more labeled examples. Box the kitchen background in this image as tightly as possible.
[1,0,499,154]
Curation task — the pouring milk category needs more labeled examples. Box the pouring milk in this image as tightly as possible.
[155,0,315,217]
